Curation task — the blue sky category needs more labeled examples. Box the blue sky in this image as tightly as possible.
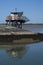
[0,0,43,23]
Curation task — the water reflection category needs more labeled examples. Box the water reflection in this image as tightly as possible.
[6,45,28,58]
[0,42,43,65]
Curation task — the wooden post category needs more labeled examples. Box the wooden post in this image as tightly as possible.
[20,22,22,29]
[9,21,10,25]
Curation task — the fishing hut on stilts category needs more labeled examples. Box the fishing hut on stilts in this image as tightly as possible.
[6,9,29,29]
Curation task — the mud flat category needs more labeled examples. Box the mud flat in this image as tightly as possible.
[0,25,43,44]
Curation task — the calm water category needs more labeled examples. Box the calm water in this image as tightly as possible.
[0,25,43,65]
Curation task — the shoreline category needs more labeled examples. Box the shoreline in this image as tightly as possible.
[0,33,42,45]
[0,23,43,26]
[23,24,43,26]
[0,24,42,45]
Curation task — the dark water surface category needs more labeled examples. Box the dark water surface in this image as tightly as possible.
[0,25,43,65]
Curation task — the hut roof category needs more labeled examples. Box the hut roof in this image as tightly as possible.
[11,12,23,15]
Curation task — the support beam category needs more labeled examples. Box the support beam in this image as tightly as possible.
[20,22,22,29]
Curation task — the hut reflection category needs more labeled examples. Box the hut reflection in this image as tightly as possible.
[6,45,28,58]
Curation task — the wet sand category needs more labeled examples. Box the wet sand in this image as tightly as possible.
[0,24,42,45]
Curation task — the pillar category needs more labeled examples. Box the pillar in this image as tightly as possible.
[20,22,22,29]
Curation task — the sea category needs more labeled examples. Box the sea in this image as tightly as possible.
[0,25,43,65]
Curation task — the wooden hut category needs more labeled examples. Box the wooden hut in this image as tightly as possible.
[6,11,29,28]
